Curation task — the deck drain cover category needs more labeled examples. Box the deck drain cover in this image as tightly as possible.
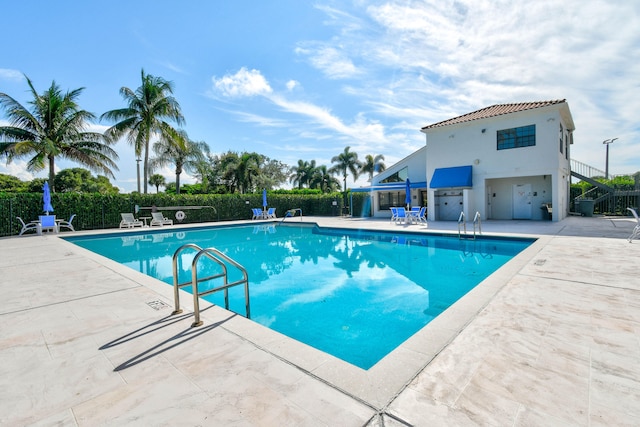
[146,300,170,310]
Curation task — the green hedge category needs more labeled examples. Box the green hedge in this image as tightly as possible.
[0,191,372,237]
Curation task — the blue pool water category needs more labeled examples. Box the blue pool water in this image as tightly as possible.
[66,224,533,369]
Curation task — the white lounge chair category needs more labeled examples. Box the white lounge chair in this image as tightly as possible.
[150,212,173,227]
[265,207,276,219]
[17,217,41,236]
[120,213,144,228]
[628,208,640,243]
[58,214,76,232]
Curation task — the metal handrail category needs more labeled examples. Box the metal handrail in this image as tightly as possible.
[575,187,598,201]
[172,243,250,327]
[473,211,482,236]
[457,211,466,238]
[172,243,202,315]
[280,207,303,223]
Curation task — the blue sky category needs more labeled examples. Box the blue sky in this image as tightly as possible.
[1,0,639,192]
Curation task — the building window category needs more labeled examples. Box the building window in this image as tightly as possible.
[380,166,408,183]
[378,191,406,210]
[497,124,536,150]
[559,123,564,154]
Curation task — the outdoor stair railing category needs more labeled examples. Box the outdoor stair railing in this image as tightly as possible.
[458,211,482,240]
[172,243,250,327]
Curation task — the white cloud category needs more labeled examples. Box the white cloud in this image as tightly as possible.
[0,160,38,181]
[295,45,360,79]
[0,68,23,82]
[212,67,272,97]
[286,80,300,91]
[296,0,640,174]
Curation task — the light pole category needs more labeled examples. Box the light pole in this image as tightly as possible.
[602,138,618,179]
[136,158,141,193]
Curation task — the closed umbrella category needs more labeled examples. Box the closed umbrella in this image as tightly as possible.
[405,178,411,209]
[43,181,54,215]
[262,188,268,212]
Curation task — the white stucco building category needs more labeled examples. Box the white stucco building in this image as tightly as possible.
[357,100,575,222]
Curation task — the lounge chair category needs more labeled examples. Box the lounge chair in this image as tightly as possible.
[390,207,398,223]
[628,208,640,243]
[17,217,41,236]
[120,213,144,228]
[395,207,407,224]
[150,212,173,227]
[415,206,427,224]
[265,207,276,219]
[251,208,264,220]
[58,214,76,232]
[39,215,58,233]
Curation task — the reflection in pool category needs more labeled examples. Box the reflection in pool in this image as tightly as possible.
[66,224,533,369]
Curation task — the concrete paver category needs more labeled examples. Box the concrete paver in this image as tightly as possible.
[1,215,639,425]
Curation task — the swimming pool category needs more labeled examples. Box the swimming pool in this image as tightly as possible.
[66,223,533,369]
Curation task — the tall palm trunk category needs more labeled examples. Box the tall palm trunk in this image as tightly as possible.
[144,135,150,194]
[48,155,56,192]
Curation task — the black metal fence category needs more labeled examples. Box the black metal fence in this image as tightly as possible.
[569,187,640,215]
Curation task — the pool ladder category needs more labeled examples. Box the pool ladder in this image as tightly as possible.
[458,211,482,239]
[171,243,250,327]
[280,207,303,223]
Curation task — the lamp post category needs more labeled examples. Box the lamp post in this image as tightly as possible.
[602,138,618,179]
[136,158,141,193]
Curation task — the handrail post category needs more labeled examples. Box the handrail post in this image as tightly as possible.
[173,245,251,327]
[473,211,482,237]
[458,211,466,239]
[171,243,204,315]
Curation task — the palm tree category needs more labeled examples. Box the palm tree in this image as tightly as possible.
[149,128,208,194]
[0,76,118,192]
[192,156,213,194]
[101,69,184,194]
[148,174,166,193]
[234,152,262,194]
[290,159,316,189]
[360,154,386,181]
[329,146,362,193]
[310,164,340,193]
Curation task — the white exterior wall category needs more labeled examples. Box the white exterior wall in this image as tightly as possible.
[424,103,573,222]
[369,146,427,218]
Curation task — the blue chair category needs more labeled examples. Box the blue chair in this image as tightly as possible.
[251,208,264,220]
[39,215,58,233]
[395,207,407,224]
[415,207,427,224]
[390,207,398,223]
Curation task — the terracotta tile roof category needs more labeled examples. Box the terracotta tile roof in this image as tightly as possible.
[421,100,567,130]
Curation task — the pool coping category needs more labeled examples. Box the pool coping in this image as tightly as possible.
[56,218,549,409]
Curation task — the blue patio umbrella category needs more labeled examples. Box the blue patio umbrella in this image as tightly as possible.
[405,178,411,208]
[43,181,54,215]
[262,188,268,210]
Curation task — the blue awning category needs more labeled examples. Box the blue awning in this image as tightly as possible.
[351,181,427,192]
[429,165,473,189]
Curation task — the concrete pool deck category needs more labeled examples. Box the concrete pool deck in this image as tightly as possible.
[1,215,639,425]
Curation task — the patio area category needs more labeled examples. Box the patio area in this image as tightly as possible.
[1,215,639,426]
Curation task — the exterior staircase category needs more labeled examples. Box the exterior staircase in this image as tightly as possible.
[570,159,639,215]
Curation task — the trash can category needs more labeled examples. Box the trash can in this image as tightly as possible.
[578,199,595,217]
